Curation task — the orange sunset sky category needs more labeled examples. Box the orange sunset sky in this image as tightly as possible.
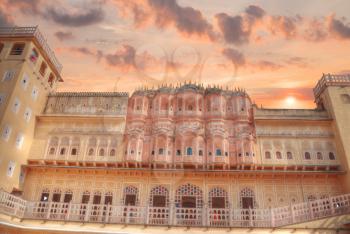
[1,0,350,108]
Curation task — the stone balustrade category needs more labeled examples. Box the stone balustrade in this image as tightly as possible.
[1,189,349,228]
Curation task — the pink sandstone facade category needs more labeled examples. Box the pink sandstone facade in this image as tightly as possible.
[124,85,255,169]
[0,27,350,233]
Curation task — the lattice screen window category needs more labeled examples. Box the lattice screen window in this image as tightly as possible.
[52,188,62,202]
[81,191,90,204]
[63,190,73,203]
[239,187,257,209]
[123,185,139,206]
[175,183,203,208]
[40,188,50,202]
[59,137,69,156]
[149,185,169,207]
[70,137,80,156]
[104,192,113,205]
[208,187,229,209]
[47,136,59,156]
[87,137,97,156]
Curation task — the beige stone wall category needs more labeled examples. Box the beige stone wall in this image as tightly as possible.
[27,115,126,162]
[255,120,340,166]
[23,167,343,209]
[0,39,59,192]
[319,86,350,192]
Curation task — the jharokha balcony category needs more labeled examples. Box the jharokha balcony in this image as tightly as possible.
[0,189,349,228]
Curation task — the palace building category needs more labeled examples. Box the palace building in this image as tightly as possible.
[0,26,349,233]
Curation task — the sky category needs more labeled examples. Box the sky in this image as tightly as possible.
[1,0,350,108]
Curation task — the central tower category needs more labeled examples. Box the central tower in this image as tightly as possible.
[124,84,256,169]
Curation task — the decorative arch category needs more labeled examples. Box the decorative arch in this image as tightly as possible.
[149,185,169,207]
[208,187,229,209]
[47,136,59,156]
[239,187,257,209]
[123,185,139,206]
[175,183,203,208]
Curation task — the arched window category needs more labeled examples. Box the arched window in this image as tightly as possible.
[304,152,311,160]
[88,148,94,156]
[59,137,69,156]
[158,148,164,155]
[109,149,116,156]
[329,152,335,160]
[186,147,192,156]
[81,191,90,204]
[92,191,102,204]
[175,183,203,208]
[63,190,73,203]
[87,137,97,156]
[48,136,59,156]
[60,148,66,155]
[99,148,105,156]
[265,151,271,159]
[123,185,139,206]
[149,185,169,207]
[71,137,80,156]
[104,192,113,205]
[240,188,256,209]
[209,187,229,209]
[40,189,50,202]
[198,150,203,156]
[216,149,222,156]
[317,152,323,160]
[71,148,77,155]
[276,151,282,159]
[287,152,293,160]
[49,147,56,155]
[52,189,62,202]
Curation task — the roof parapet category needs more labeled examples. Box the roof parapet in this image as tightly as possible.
[313,73,350,100]
[0,26,63,78]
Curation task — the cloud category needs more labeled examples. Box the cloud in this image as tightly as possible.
[148,0,216,40]
[269,15,300,39]
[215,5,265,45]
[221,48,245,76]
[215,13,250,45]
[328,15,350,39]
[303,19,328,42]
[103,45,136,68]
[252,60,283,70]
[114,0,216,40]
[45,7,105,27]
[55,31,75,41]
[245,5,265,19]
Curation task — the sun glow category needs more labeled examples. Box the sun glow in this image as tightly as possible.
[285,96,297,107]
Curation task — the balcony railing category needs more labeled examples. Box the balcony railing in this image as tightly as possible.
[0,26,63,73]
[0,189,349,228]
[313,73,350,99]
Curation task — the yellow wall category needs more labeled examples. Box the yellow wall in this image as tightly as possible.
[0,39,58,192]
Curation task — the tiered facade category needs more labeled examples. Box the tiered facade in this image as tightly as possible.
[0,27,350,233]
